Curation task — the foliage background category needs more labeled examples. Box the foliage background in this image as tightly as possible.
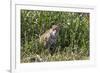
[21,10,89,63]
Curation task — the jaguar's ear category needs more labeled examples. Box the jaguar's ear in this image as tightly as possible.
[52,25,59,30]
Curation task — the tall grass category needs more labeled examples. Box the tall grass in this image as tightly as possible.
[21,10,89,63]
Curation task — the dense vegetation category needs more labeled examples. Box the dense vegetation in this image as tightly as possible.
[21,10,89,63]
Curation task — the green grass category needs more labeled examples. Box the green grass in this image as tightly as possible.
[21,10,89,63]
[21,48,89,63]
